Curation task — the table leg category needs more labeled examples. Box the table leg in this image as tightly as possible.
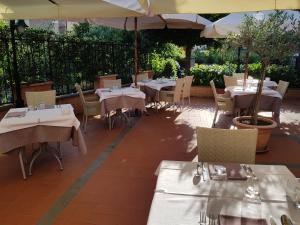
[18,148,27,180]
[29,145,43,176]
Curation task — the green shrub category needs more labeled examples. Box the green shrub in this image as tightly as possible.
[190,62,299,88]
[162,59,177,78]
[190,63,236,88]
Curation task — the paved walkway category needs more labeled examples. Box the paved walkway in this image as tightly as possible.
[0,97,299,225]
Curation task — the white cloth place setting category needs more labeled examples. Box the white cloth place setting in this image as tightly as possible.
[225,86,282,99]
[0,104,80,134]
[95,87,145,102]
[147,160,300,225]
[134,78,176,91]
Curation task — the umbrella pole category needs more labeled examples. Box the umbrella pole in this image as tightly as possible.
[134,17,138,86]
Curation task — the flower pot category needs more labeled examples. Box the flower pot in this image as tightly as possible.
[20,81,53,105]
[233,116,277,153]
[95,74,117,88]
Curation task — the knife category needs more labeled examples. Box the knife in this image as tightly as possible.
[281,215,293,225]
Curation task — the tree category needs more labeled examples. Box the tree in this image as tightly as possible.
[226,11,298,124]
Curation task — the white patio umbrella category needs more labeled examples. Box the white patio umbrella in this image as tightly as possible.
[134,0,300,14]
[0,0,145,19]
[88,14,212,85]
[201,10,300,38]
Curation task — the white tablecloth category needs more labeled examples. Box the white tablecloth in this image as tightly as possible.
[237,79,278,88]
[226,86,282,99]
[135,79,176,91]
[95,87,145,102]
[147,161,300,225]
[0,104,80,134]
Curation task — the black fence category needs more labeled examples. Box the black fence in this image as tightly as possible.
[0,34,150,106]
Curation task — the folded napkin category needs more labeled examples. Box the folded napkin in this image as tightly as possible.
[219,215,267,225]
[208,164,247,180]
[5,111,26,118]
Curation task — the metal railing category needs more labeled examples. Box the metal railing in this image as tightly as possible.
[0,33,149,105]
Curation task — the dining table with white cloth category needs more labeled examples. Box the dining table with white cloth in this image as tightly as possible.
[95,87,146,116]
[134,79,176,103]
[225,86,282,120]
[237,79,278,89]
[0,104,87,179]
[147,160,300,225]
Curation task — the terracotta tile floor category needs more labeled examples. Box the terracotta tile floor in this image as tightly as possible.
[0,97,299,225]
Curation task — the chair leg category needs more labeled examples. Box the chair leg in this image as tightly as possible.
[188,96,191,105]
[212,108,218,127]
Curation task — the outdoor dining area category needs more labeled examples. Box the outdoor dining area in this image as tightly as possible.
[0,1,300,225]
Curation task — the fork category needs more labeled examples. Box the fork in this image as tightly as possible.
[199,211,207,224]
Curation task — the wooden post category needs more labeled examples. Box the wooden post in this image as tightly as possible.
[134,17,138,86]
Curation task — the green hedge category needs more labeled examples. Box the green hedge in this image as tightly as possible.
[190,63,237,88]
[247,63,299,88]
[190,63,300,88]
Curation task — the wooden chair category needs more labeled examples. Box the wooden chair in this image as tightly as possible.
[75,83,101,132]
[224,75,237,87]
[276,80,289,98]
[160,78,185,113]
[210,80,232,127]
[25,90,56,106]
[183,75,194,105]
[196,127,257,164]
[103,79,122,89]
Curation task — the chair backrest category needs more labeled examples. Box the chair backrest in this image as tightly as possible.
[276,80,289,98]
[103,79,122,89]
[75,83,86,105]
[173,78,185,103]
[183,75,193,98]
[132,73,149,82]
[209,80,218,104]
[196,127,257,164]
[25,90,56,107]
[224,75,237,87]
[232,73,245,80]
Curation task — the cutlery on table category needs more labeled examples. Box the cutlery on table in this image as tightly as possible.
[193,163,201,185]
[199,211,206,225]
[281,215,294,225]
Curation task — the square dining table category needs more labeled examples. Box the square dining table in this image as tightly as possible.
[225,86,282,120]
[147,160,300,225]
[0,104,87,179]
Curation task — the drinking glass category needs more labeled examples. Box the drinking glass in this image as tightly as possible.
[245,175,260,202]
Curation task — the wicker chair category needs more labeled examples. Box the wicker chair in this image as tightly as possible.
[210,80,233,127]
[182,75,194,105]
[103,79,122,89]
[25,90,56,107]
[160,78,185,113]
[232,73,245,80]
[132,73,149,83]
[75,83,101,132]
[224,75,237,87]
[196,127,257,164]
[276,80,289,98]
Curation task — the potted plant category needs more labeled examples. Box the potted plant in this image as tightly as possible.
[226,11,298,152]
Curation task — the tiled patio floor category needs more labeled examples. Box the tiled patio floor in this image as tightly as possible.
[0,97,299,225]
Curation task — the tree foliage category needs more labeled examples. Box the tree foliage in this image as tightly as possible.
[225,11,299,124]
